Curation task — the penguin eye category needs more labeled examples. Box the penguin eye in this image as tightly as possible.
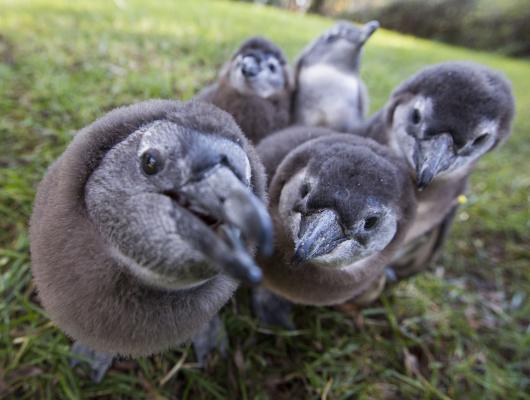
[268,62,276,73]
[411,108,421,125]
[472,133,489,147]
[141,150,164,176]
[363,216,379,230]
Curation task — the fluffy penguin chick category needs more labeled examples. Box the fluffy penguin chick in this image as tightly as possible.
[256,127,416,307]
[30,100,272,366]
[362,61,515,276]
[293,20,379,132]
[195,36,292,143]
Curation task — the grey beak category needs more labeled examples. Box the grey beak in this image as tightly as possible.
[241,56,260,78]
[292,209,345,264]
[415,133,455,190]
[180,165,273,284]
[361,20,379,43]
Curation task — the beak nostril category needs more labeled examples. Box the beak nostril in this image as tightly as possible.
[300,183,311,198]
[241,57,259,77]
[364,216,379,231]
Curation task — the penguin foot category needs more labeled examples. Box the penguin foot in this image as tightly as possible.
[385,265,398,282]
[70,341,114,383]
[191,315,228,368]
[252,286,295,331]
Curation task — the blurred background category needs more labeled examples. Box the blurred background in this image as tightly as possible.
[0,0,529,399]
[239,0,530,57]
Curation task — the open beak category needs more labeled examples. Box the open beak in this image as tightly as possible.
[292,209,346,264]
[414,134,455,190]
[178,165,273,284]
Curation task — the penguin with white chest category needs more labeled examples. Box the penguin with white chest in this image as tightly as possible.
[196,36,293,143]
[358,61,515,277]
[30,100,273,380]
[293,20,379,132]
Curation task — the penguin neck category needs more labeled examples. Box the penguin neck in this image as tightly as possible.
[107,243,214,292]
[405,167,470,243]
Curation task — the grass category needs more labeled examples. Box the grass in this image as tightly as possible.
[0,0,529,398]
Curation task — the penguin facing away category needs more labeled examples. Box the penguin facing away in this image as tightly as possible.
[358,61,515,277]
[195,36,293,143]
[30,100,272,379]
[293,20,379,132]
[252,126,416,327]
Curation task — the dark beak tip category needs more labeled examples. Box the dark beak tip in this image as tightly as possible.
[416,167,434,190]
[243,265,263,286]
[291,246,308,265]
[416,179,428,191]
[417,176,433,190]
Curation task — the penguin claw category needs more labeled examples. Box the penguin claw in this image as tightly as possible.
[70,341,114,383]
[252,287,295,331]
[191,315,228,368]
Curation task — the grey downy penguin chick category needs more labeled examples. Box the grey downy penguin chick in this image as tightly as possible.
[293,20,379,132]
[30,100,273,380]
[253,127,416,327]
[195,36,292,143]
[360,61,515,277]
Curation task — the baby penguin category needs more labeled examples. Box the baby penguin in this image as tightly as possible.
[30,100,273,381]
[195,36,292,143]
[293,20,379,132]
[253,127,416,327]
[361,61,515,277]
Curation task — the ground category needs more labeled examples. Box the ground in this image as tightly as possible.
[0,0,529,399]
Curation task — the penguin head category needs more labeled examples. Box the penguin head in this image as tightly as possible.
[386,62,515,189]
[226,36,289,98]
[298,20,379,72]
[84,102,272,288]
[274,136,409,268]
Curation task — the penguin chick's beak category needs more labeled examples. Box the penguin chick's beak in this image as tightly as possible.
[178,165,273,284]
[241,55,260,78]
[292,209,346,264]
[360,20,379,43]
[414,133,455,190]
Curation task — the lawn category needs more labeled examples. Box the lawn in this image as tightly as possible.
[0,0,529,398]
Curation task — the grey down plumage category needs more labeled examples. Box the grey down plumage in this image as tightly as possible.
[293,20,379,132]
[256,126,416,305]
[356,61,515,277]
[196,36,292,143]
[30,99,271,356]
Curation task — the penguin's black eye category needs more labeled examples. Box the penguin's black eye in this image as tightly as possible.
[472,133,489,147]
[411,108,421,125]
[364,216,379,230]
[141,150,164,175]
[268,62,276,73]
[300,183,311,198]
